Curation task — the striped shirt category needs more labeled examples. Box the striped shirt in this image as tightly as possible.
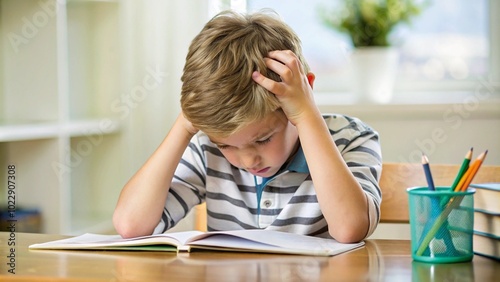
[154,114,382,239]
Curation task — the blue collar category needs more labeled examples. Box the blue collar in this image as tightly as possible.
[255,145,309,214]
[286,146,309,174]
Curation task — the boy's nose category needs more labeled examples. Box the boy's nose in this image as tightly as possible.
[240,151,260,170]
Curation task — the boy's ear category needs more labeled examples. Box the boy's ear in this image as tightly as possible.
[307,72,316,89]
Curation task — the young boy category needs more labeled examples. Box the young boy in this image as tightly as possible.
[113,10,382,243]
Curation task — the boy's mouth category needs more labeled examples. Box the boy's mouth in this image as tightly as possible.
[257,167,270,173]
[248,167,270,175]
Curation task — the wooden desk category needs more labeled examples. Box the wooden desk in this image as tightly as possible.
[0,232,498,281]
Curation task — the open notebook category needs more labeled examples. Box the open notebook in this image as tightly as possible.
[29,229,364,257]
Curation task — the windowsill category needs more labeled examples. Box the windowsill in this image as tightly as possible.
[315,91,500,120]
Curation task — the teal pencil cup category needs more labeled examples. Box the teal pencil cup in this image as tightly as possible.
[407,187,475,263]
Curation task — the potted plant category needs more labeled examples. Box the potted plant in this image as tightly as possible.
[319,0,428,103]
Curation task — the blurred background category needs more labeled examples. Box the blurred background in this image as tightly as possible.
[0,0,499,239]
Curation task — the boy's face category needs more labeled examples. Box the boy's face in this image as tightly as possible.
[208,110,299,178]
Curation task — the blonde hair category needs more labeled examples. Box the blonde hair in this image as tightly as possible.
[180,10,309,137]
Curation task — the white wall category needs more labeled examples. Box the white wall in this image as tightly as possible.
[318,97,500,166]
[119,0,209,176]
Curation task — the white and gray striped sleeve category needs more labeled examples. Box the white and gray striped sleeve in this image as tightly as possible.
[153,133,208,234]
[324,114,382,238]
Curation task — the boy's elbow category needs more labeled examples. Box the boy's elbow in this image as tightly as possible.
[329,222,368,244]
[113,212,133,238]
[114,224,139,239]
[113,211,152,239]
[330,229,366,244]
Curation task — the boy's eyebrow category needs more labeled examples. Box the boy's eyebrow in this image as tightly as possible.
[209,129,275,146]
[209,139,225,146]
[208,137,230,146]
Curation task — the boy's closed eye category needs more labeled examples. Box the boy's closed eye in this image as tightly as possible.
[213,135,273,150]
[256,136,272,145]
[215,144,230,150]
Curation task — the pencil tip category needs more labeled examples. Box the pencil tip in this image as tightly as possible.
[478,149,488,161]
[421,153,429,163]
[466,148,473,158]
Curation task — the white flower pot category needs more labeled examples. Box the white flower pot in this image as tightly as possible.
[350,47,400,104]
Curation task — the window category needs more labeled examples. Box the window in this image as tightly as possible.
[209,0,499,100]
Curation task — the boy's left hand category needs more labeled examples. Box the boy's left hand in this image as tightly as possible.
[252,50,317,126]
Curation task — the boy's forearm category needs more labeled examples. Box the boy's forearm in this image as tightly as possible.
[113,114,195,238]
[295,110,369,243]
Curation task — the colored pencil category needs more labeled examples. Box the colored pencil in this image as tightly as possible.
[421,154,435,191]
[456,150,488,192]
[450,147,473,191]
[419,153,457,254]
[417,149,487,256]
[439,148,473,207]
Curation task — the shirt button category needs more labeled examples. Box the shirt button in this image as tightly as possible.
[263,200,272,208]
